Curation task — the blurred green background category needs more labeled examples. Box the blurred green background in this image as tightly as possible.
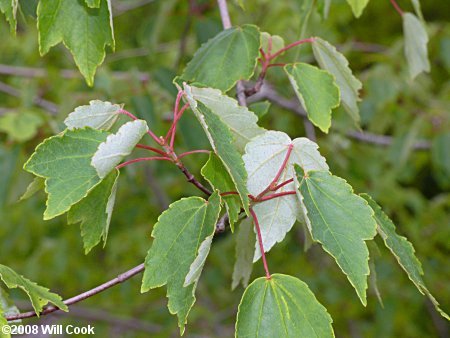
[0,0,449,337]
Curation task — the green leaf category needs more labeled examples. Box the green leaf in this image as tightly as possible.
[361,194,449,320]
[68,169,119,254]
[236,274,334,337]
[91,120,148,178]
[431,133,450,189]
[243,131,328,260]
[187,86,265,153]
[184,87,250,215]
[23,128,109,220]
[0,111,44,142]
[19,177,45,201]
[345,0,369,17]
[248,101,271,119]
[85,0,100,8]
[37,0,115,86]
[201,153,241,231]
[64,100,122,130]
[141,192,221,334]
[403,12,430,79]
[0,0,18,34]
[0,264,68,315]
[261,32,285,56]
[312,37,362,126]
[181,25,260,91]
[0,287,19,329]
[295,166,377,305]
[232,217,255,290]
[297,0,314,38]
[285,63,340,133]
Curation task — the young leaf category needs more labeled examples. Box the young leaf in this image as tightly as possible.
[68,169,119,254]
[141,192,221,334]
[181,25,260,91]
[19,177,45,201]
[403,12,430,79]
[236,274,334,337]
[187,86,265,152]
[285,63,340,133]
[23,128,109,220]
[232,218,256,290]
[184,87,250,214]
[312,37,362,126]
[295,165,377,305]
[91,120,148,178]
[201,153,241,231]
[243,131,328,260]
[64,100,122,131]
[345,0,369,18]
[0,264,68,315]
[37,0,115,86]
[261,32,285,56]
[361,194,449,320]
[0,0,18,34]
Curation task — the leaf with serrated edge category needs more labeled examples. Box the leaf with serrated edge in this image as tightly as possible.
[285,63,340,133]
[295,165,376,305]
[141,192,221,334]
[189,86,265,153]
[19,177,45,201]
[181,25,260,91]
[232,217,255,290]
[184,85,250,214]
[0,264,68,315]
[23,128,109,220]
[37,0,114,86]
[68,169,119,254]
[362,194,449,320]
[91,120,148,178]
[243,131,328,260]
[64,100,122,130]
[236,274,334,337]
[345,0,369,17]
[201,153,241,231]
[403,13,430,79]
[312,37,362,126]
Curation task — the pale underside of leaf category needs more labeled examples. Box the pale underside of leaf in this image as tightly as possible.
[403,12,430,79]
[64,100,122,130]
[184,235,213,287]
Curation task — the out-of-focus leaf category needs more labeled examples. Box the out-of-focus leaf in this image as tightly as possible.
[0,112,43,142]
[0,0,18,33]
[431,133,450,189]
[19,177,45,201]
[232,217,255,290]
[403,12,430,79]
[345,0,369,18]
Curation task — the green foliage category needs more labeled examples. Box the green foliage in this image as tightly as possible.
[403,12,430,79]
[0,111,43,142]
[236,274,334,337]
[0,0,17,33]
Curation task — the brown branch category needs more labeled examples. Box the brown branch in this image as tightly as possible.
[5,264,145,321]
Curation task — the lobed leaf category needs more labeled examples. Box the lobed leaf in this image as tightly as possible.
[295,165,377,305]
[403,12,430,79]
[232,218,256,290]
[68,169,119,254]
[181,25,260,92]
[236,274,334,337]
[312,37,362,126]
[91,120,148,178]
[23,128,109,220]
[285,63,340,133]
[64,100,122,131]
[0,264,68,316]
[141,192,221,334]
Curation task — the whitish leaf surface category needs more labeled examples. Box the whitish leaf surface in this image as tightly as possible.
[295,165,377,305]
[236,274,334,337]
[345,0,369,17]
[91,120,148,178]
[261,32,285,56]
[0,264,68,315]
[184,235,213,287]
[188,86,265,152]
[232,218,256,290]
[23,128,109,220]
[403,13,430,79]
[37,0,114,86]
[68,169,119,254]
[410,0,424,21]
[201,153,241,231]
[141,192,221,334]
[185,87,250,214]
[0,111,44,142]
[243,131,328,260]
[20,177,45,201]
[312,37,362,125]
[0,0,17,33]
[181,25,260,91]
[362,194,449,320]
[285,63,340,133]
[64,100,122,130]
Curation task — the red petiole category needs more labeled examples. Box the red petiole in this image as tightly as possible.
[250,208,271,279]
[389,0,403,16]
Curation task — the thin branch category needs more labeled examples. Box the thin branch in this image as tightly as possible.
[217,0,232,29]
[5,264,145,321]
